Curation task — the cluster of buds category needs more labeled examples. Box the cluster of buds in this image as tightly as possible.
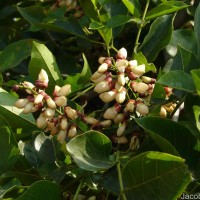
[159,102,177,118]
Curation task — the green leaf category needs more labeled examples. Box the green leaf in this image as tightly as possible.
[135,117,200,170]
[89,21,104,30]
[0,88,37,139]
[66,130,113,171]
[106,15,132,28]
[78,54,92,85]
[121,0,140,17]
[193,105,200,132]
[157,70,196,92]
[0,39,33,73]
[29,41,63,93]
[139,14,174,62]
[164,45,199,73]
[146,1,189,20]
[16,180,60,200]
[99,27,112,46]
[194,2,200,59]
[191,69,200,96]
[133,51,157,73]
[64,73,82,93]
[0,126,19,176]
[122,151,191,200]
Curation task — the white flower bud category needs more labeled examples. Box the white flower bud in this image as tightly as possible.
[136,103,149,116]
[116,59,128,70]
[97,63,108,73]
[131,64,145,77]
[100,120,112,127]
[68,125,77,138]
[84,116,99,125]
[117,73,126,86]
[132,82,149,94]
[46,96,57,109]
[99,90,116,102]
[23,81,35,94]
[92,74,107,84]
[38,69,49,84]
[103,106,118,120]
[91,71,103,81]
[60,117,68,130]
[65,107,78,120]
[117,47,127,59]
[54,85,61,95]
[57,84,71,96]
[159,106,167,118]
[23,102,34,114]
[163,105,174,113]
[130,136,140,150]
[129,60,137,68]
[14,98,29,109]
[113,136,128,144]
[116,90,126,104]
[44,108,55,118]
[34,93,44,104]
[126,100,135,112]
[98,57,106,64]
[55,96,67,107]
[50,126,59,136]
[117,122,126,136]
[57,130,67,143]
[115,82,123,92]
[36,114,47,129]
[114,113,124,123]
[94,81,111,93]
[141,76,152,84]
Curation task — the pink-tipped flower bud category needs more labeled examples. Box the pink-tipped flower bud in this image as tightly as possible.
[116,89,126,104]
[44,108,55,118]
[57,130,67,143]
[38,69,49,84]
[129,60,137,68]
[100,120,112,128]
[36,114,47,129]
[53,85,61,96]
[114,113,124,123]
[68,125,77,138]
[97,63,108,73]
[141,76,155,84]
[98,57,106,64]
[14,98,29,109]
[128,72,138,80]
[136,103,149,116]
[115,82,123,92]
[22,102,34,114]
[117,73,126,86]
[117,122,126,136]
[45,96,57,109]
[116,47,127,59]
[65,107,78,120]
[23,81,35,94]
[57,84,71,96]
[99,90,116,103]
[92,74,107,84]
[60,117,68,130]
[103,105,120,120]
[91,71,103,81]
[116,60,129,72]
[35,80,48,89]
[126,100,135,112]
[131,82,149,94]
[84,116,99,125]
[94,81,111,93]
[55,96,67,107]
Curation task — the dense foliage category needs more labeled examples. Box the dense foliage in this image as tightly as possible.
[1,0,200,199]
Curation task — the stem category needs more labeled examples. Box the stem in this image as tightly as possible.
[133,0,150,57]
[71,84,95,101]
[73,179,84,200]
[117,151,127,200]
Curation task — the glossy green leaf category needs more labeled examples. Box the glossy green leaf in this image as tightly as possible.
[89,21,104,30]
[16,180,60,200]
[157,70,196,92]
[29,41,63,93]
[0,126,19,176]
[0,88,37,138]
[0,39,33,73]
[165,45,199,73]
[64,73,82,93]
[67,130,113,171]
[121,0,140,17]
[193,106,200,132]
[139,14,174,62]
[166,29,198,57]
[122,151,191,200]
[194,2,200,59]
[191,69,200,96]
[106,15,132,28]
[146,1,188,20]
[99,27,112,46]
[77,54,92,85]
[135,117,200,170]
